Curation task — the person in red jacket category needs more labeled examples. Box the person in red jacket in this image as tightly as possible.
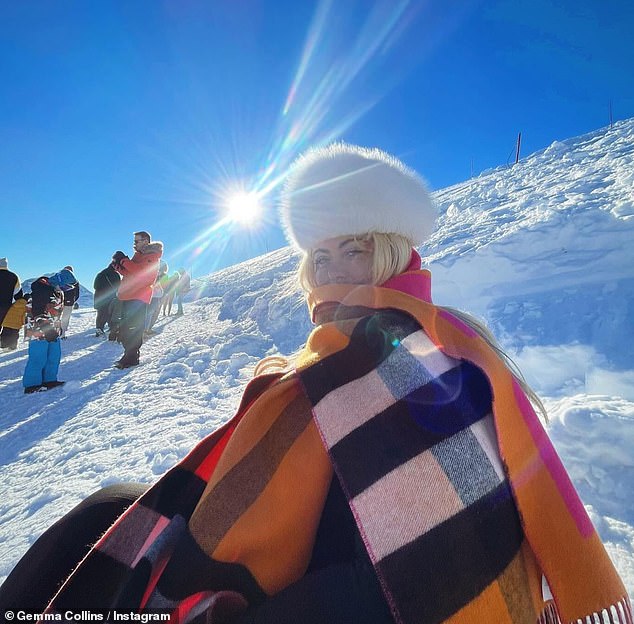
[111,231,163,369]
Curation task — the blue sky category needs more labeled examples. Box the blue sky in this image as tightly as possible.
[1,0,633,290]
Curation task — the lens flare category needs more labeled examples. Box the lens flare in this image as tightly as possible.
[257,0,423,198]
[226,192,262,226]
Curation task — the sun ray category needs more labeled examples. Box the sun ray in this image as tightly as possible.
[255,0,428,201]
[154,1,441,278]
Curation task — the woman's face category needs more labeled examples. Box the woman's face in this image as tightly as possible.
[313,236,374,286]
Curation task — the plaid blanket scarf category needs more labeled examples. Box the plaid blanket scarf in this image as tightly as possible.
[46,272,630,624]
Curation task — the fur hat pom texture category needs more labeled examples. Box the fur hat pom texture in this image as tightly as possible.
[280,143,437,251]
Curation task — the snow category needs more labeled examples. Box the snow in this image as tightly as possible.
[1,119,633,599]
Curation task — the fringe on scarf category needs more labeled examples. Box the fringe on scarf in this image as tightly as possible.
[538,602,560,624]
[541,595,634,624]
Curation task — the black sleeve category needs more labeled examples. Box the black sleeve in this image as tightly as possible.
[94,272,108,293]
[64,283,79,305]
[236,555,393,624]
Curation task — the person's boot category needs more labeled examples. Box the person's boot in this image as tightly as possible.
[115,358,139,369]
[115,361,137,369]
[24,385,45,394]
[115,348,139,369]
[43,381,66,390]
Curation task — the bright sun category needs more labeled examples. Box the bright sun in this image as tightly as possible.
[226,192,262,226]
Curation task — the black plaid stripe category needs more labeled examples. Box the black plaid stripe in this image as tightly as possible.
[52,550,133,610]
[154,529,266,604]
[377,481,523,624]
[140,467,207,520]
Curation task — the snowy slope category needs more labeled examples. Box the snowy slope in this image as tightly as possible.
[1,119,633,597]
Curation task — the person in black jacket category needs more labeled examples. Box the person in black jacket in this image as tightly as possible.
[0,257,23,348]
[59,265,80,339]
[93,263,121,339]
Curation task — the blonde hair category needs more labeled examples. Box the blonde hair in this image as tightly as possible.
[253,355,293,377]
[258,232,547,421]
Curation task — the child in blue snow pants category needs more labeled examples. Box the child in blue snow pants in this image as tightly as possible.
[23,339,61,389]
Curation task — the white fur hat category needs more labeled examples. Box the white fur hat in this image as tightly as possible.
[280,143,437,251]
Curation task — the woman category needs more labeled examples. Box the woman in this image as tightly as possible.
[1,145,630,623]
